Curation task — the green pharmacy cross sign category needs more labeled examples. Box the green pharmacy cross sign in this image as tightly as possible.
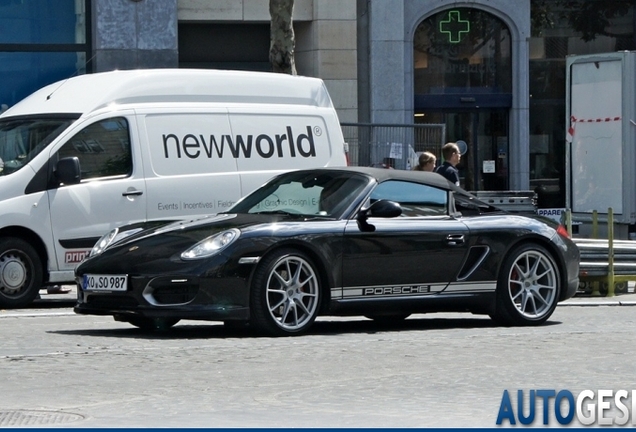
[439,10,470,43]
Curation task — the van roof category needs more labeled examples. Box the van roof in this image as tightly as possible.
[3,69,334,117]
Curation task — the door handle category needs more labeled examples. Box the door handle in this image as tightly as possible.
[122,189,143,197]
[446,234,465,246]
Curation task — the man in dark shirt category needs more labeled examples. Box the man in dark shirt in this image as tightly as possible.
[435,142,461,186]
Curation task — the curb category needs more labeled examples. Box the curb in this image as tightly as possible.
[560,300,636,307]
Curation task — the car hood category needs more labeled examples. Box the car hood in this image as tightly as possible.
[82,212,322,264]
[117,212,319,241]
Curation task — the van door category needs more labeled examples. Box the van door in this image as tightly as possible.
[48,114,146,278]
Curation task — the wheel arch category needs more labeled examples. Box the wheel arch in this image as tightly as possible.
[0,226,50,282]
[497,234,566,297]
[249,240,334,315]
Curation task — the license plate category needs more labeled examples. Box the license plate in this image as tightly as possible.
[83,274,127,291]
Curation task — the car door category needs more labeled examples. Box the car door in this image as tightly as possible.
[48,113,146,275]
[340,180,469,300]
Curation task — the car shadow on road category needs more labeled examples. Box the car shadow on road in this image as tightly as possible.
[50,315,563,340]
[31,299,76,309]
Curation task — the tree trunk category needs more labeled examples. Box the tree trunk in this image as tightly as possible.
[269,0,297,75]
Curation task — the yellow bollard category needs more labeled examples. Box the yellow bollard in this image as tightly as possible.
[565,209,572,237]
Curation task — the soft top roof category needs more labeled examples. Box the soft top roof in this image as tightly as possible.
[297,166,471,195]
[1,69,333,118]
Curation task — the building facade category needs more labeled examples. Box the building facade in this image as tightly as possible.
[1,0,634,205]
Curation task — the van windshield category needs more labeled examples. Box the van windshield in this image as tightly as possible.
[0,116,77,176]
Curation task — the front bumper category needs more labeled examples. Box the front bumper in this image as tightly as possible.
[74,274,251,322]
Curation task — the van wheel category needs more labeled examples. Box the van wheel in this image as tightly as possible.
[250,249,321,336]
[0,238,43,308]
[491,243,560,326]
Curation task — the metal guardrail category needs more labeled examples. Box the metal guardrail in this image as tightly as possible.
[472,190,537,214]
[570,208,635,296]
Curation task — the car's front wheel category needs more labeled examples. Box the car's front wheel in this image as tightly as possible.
[492,243,560,326]
[250,248,321,336]
[0,237,43,308]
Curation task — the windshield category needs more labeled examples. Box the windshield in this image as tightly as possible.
[229,170,371,219]
[0,116,77,176]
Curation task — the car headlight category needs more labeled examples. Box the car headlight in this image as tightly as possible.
[90,227,143,257]
[181,229,240,260]
[90,228,119,257]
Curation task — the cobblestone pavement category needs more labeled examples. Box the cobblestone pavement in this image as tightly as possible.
[0,284,634,428]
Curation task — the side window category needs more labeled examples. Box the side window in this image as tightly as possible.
[57,117,132,181]
[370,180,448,217]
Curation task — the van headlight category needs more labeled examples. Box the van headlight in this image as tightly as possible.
[181,229,240,260]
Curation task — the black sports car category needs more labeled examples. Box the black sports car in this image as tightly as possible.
[74,167,579,336]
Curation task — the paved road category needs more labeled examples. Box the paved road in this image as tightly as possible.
[1,289,636,428]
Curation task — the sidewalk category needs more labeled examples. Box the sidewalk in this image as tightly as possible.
[559,280,636,306]
[561,291,636,306]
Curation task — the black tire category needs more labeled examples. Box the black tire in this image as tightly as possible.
[601,281,627,295]
[124,316,180,331]
[250,248,321,336]
[614,282,628,295]
[0,237,44,308]
[578,281,593,295]
[491,243,560,326]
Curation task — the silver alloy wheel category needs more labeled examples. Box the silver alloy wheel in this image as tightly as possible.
[265,254,319,332]
[506,249,558,319]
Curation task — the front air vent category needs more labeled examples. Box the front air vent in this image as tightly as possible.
[144,277,199,306]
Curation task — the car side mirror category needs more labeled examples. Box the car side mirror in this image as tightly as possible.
[55,157,81,185]
[357,199,402,220]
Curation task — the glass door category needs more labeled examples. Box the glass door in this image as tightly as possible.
[416,109,509,191]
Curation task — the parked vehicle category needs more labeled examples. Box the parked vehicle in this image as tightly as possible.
[0,69,347,308]
[74,167,580,336]
[565,51,636,238]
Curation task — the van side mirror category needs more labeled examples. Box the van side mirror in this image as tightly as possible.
[55,157,81,185]
[357,199,402,220]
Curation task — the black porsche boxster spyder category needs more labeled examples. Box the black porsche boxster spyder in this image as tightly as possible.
[74,167,580,336]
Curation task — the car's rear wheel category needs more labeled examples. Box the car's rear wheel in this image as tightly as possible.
[250,248,321,336]
[122,316,180,331]
[491,243,560,326]
[0,237,43,308]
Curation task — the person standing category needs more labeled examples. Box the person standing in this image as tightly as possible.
[412,151,437,172]
[435,142,461,186]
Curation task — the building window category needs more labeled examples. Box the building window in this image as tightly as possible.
[414,8,512,95]
[178,23,271,72]
[0,0,90,110]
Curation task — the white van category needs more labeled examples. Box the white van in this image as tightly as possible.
[0,69,347,307]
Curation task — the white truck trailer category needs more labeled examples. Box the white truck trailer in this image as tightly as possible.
[565,51,636,239]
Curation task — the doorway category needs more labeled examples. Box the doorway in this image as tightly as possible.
[416,109,509,191]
